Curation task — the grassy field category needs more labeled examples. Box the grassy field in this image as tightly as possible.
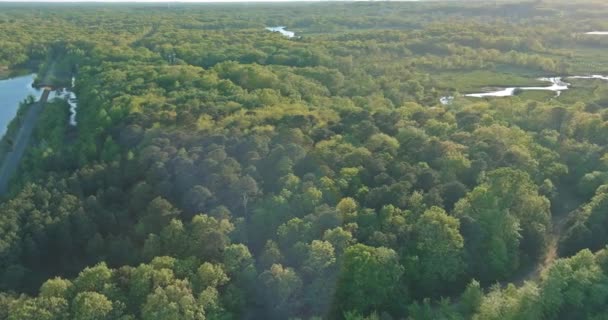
[565,46,608,75]
[559,78,608,105]
[458,79,608,104]
[518,90,556,101]
[432,52,608,103]
[432,69,547,93]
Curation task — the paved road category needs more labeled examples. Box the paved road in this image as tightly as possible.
[0,89,49,195]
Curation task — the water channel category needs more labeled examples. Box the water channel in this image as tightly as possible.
[265,26,296,38]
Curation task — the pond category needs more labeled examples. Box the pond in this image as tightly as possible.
[0,73,78,137]
[0,74,40,137]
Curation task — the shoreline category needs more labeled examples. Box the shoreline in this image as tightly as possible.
[0,68,35,81]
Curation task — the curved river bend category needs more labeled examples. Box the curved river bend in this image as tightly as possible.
[465,77,570,98]
[462,75,608,99]
[265,26,295,38]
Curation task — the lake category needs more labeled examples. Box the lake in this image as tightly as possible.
[0,73,78,137]
[0,74,41,137]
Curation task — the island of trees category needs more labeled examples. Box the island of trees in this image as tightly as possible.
[1,0,608,319]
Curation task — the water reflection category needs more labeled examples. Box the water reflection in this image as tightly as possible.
[0,73,78,138]
[266,26,295,38]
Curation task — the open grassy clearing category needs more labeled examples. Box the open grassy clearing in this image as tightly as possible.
[432,69,547,93]
[564,46,608,75]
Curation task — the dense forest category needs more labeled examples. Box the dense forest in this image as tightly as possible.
[1,0,608,319]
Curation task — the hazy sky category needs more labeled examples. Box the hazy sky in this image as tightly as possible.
[0,0,412,2]
[0,0,423,3]
[0,0,343,2]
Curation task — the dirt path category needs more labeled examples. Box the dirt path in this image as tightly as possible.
[512,210,571,285]
[511,185,580,285]
[131,23,159,48]
[0,89,49,195]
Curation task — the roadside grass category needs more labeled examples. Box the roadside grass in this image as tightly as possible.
[0,99,36,164]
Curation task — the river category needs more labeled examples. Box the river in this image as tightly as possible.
[266,26,295,38]
[465,77,570,98]
[0,73,78,137]
[462,75,608,99]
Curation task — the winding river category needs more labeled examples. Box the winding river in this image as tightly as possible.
[265,26,295,38]
[570,75,608,81]
[59,77,78,126]
[463,75,608,99]
[465,77,570,98]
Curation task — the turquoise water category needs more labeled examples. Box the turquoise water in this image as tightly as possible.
[0,74,40,137]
